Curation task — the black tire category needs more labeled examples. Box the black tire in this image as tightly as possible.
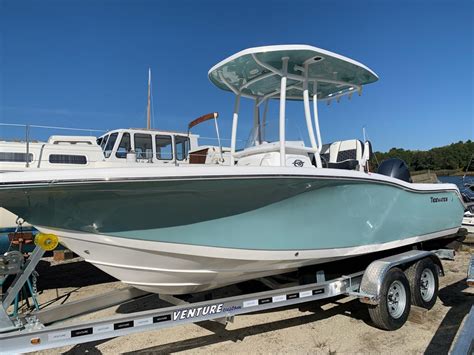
[405,258,439,310]
[368,268,411,331]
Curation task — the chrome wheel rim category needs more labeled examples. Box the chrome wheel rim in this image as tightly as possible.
[420,268,435,302]
[387,280,407,319]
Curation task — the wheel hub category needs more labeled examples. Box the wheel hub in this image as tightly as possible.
[420,268,435,302]
[387,280,407,319]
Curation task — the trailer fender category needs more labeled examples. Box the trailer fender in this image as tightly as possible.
[358,250,442,305]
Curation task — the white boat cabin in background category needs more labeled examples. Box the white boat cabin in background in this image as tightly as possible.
[0,126,230,171]
[97,128,198,164]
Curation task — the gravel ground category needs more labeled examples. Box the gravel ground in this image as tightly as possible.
[18,248,473,354]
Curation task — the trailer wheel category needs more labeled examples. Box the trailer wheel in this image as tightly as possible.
[368,268,411,330]
[406,258,438,310]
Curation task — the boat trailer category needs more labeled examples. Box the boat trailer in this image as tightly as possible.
[0,243,471,353]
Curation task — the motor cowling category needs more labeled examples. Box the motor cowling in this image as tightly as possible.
[377,158,412,182]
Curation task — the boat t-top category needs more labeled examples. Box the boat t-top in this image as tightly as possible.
[0,45,465,295]
[208,44,377,169]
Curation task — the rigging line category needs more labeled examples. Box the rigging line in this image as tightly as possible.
[0,123,105,132]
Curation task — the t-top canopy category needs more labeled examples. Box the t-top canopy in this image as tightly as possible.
[208,45,378,101]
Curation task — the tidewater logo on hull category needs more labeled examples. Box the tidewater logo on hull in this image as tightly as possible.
[430,197,448,203]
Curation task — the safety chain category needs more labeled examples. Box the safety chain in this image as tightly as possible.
[31,270,39,297]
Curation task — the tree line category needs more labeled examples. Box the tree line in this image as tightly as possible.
[371,140,474,172]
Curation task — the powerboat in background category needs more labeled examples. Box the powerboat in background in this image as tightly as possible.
[460,156,474,202]
[460,175,474,234]
[462,203,474,234]
[0,45,465,295]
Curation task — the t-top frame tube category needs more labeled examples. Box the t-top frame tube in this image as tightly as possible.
[302,65,321,168]
[230,94,241,165]
[279,57,289,167]
[313,81,323,152]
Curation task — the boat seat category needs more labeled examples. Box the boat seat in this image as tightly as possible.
[328,159,360,170]
[363,140,373,160]
[327,139,363,170]
[319,143,331,167]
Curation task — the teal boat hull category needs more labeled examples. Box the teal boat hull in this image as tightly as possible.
[0,177,464,249]
[0,174,464,294]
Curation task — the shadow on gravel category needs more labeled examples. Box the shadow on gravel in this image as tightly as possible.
[35,260,116,291]
[116,294,172,314]
[62,339,110,355]
[425,278,473,354]
[116,297,367,354]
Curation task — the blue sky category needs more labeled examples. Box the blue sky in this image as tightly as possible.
[0,0,472,152]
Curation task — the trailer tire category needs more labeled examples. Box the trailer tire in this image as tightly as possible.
[368,268,411,330]
[406,258,438,310]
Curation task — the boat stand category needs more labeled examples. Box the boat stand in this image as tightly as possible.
[0,247,460,353]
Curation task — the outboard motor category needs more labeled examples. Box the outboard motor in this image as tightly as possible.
[377,158,412,182]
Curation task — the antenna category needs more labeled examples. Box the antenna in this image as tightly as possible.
[146,68,151,129]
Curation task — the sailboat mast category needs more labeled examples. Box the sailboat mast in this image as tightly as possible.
[146,68,151,129]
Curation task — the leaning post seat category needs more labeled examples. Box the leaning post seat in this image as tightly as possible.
[362,140,373,171]
[234,141,315,167]
[319,139,364,170]
[319,143,331,166]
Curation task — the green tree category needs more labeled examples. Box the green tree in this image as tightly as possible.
[370,141,474,173]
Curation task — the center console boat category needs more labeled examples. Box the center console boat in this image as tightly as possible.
[0,45,465,294]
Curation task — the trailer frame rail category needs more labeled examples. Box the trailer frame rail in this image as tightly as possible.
[0,270,364,352]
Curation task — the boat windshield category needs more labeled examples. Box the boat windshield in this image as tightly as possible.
[99,135,109,150]
[245,119,306,148]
